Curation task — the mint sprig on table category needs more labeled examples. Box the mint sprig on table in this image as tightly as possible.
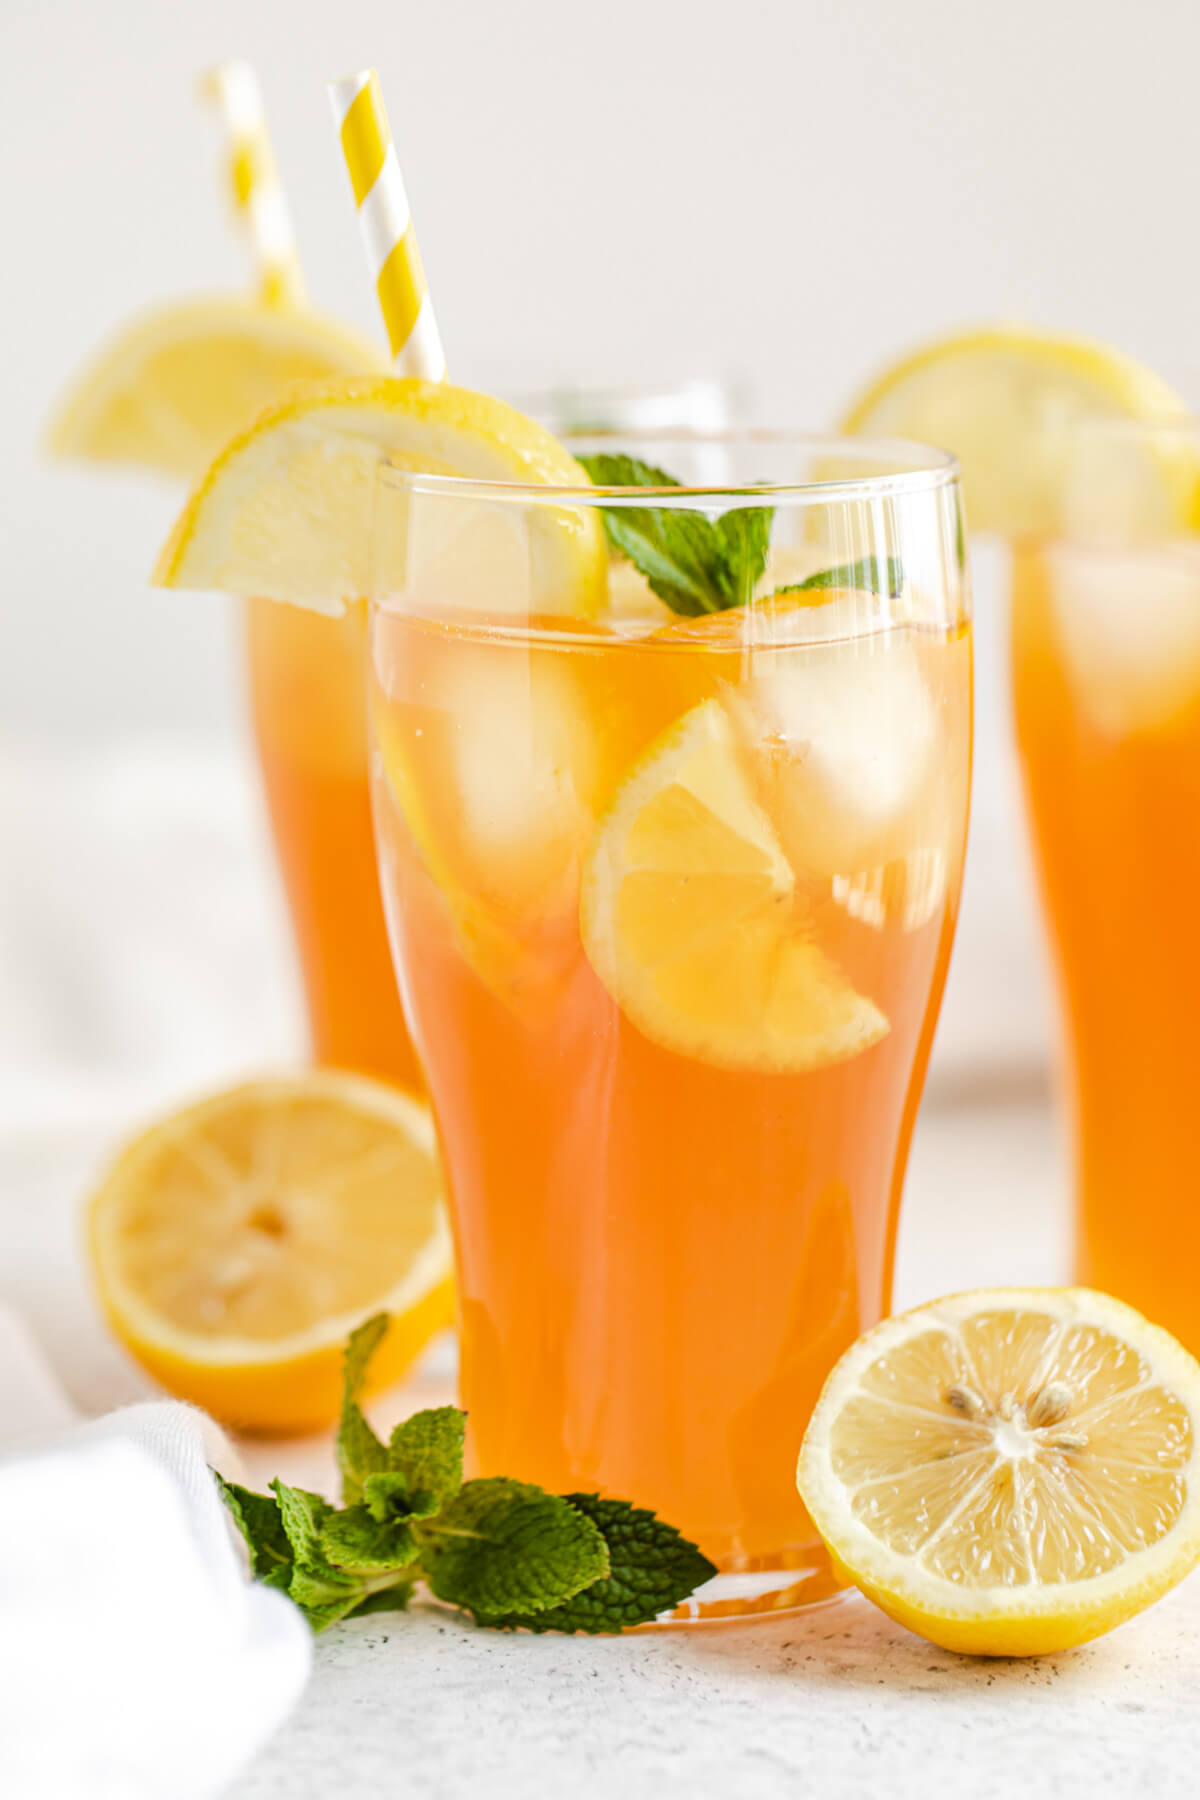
[216,1314,716,1635]
[579,451,903,615]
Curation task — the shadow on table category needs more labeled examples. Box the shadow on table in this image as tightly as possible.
[668,1588,1126,1696]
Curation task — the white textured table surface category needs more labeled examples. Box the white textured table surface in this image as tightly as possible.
[6,1094,1197,1799]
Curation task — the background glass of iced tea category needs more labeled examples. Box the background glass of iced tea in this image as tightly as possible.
[244,381,735,1089]
[368,433,971,1617]
[1013,419,1200,1354]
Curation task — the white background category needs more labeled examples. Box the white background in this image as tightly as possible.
[3,0,1198,1096]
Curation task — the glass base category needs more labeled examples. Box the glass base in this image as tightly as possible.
[655,1543,847,1626]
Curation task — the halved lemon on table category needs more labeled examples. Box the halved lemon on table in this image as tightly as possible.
[797,1287,1200,1656]
[580,696,889,1071]
[48,295,387,480]
[87,1073,454,1434]
[842,325,1194,536]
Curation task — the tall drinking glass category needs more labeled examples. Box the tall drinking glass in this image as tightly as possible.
[1013,421,1200,1353]
[368,433,971,1616]
[246,383,734,1089]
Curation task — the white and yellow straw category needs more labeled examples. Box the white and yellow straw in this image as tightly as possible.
[327,69,447,380]
[202,60,306,308]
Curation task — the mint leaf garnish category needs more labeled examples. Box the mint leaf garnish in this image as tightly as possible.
[338,1313,392,1504]
[361,1470,421,1521]
[473,1494,717,1633]
[217,1325,713,1639]
[579,452,772,616]
[350,1580,418,1617]
[385,1406,465,1518]
[287,1565,364,1624]
[417,1477,609,1618]
[215,1475,294,1592]
[715,506,772,608]
[271,1478,337,1565]
[774,555,904,600]
[269,1479,367,1628]
[320,1504,418,1576]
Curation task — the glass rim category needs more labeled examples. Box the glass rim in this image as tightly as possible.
[378,428,959,511]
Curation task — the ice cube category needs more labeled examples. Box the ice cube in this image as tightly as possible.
[734,634,940,876]
[436,638,602,913]
[1049,542,1200,735]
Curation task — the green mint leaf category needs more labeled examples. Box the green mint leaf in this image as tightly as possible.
[338,1313,391,1504]
[774,555,904,600]
[289,1574,367,1633]
[715,505,772,605]
[384,1406,466,1519]
[319,1504,419,1576]
[362,1471,419,1521]
[270,1479,339,1568]
[273,1485,370,1632]
[214,1474,295,1593]
[417,1476,609,1618]
[474,1494,716,1633]
[345,1578,418,1619]
[578,452,773,617]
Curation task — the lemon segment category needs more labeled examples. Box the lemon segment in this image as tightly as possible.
[580,699,888,1071]
[48,296,387,481]
[154,377,608,617]
[797,1286,1200,1655]
[841,326,1192,536]
[87,1072,454,1434]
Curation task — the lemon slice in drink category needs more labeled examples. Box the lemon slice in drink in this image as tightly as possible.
[797,1286,1200,1656]
[154,376,607,615]
[48,296,386,480]
[842,326,1192,535]
[580,698,888,1071]
[87,1073,453,1434]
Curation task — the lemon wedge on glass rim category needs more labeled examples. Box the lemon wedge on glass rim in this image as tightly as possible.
[88,1072,454,1435]
[48,295,388,480]
[797,1286,1200,1656]
[154,375,607,615]
[841,326,1196,536]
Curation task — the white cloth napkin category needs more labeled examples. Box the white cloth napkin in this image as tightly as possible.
[0,1305,312,1800]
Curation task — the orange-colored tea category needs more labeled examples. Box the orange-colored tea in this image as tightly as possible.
[246,597,423,1091]
[370,589,970,1592]
[1014,538,1200,1353]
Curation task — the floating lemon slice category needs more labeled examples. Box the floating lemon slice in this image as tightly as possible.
[841,326,1193,535]
[797,1286,1200,1656]
[87,1073,454,1434]
[154,376,607,616]
[580,699,888,1071]
[48,295,386,480]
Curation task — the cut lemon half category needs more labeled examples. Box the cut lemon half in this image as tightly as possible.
[841,326,1192,535]
[797,1287,1200,1656]
[154,377,607,616]
[580,699,888,1071]
[48,296,386,481]
[87,1073,454,1435]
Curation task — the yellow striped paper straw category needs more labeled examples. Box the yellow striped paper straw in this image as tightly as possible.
[202,60,305,308]
[327,69,447,380]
